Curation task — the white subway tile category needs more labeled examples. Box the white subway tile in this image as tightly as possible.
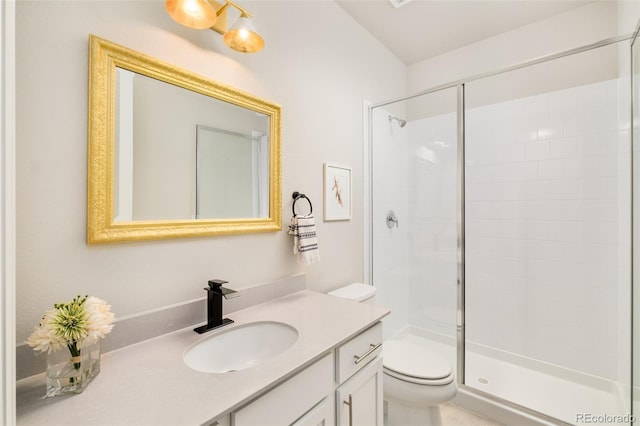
[576,221,618,245]
[592,153,618,177]
[538,159,565,179]
[517,161,539,181]
[468,201,515,220]
[549,137,578,159]
[514,200,542,220]
[546,220,581,242]
[577,133,613,156]
[531,240,568,262]
[470,219,523,239]
[539,200,571,220]
[537,107,564,140]
[525,140,550,161]
[562,241,593,264]
[577,177,618,200]
[564,156,595,178]
[593,243,618,267]
[524,181,550,200]
[549,179,578,200]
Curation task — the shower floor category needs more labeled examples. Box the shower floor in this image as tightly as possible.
[391,327,628,425]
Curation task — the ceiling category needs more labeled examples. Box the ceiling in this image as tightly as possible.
[335,0,596,65]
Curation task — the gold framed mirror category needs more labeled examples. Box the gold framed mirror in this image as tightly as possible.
[87,35,281,244]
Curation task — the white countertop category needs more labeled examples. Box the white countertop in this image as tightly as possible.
[17,290,390,425]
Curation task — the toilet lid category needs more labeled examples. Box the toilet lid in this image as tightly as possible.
[327,283,375,302]
[383,340,452,380]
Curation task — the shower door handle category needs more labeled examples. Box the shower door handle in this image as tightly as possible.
[386,211,399,228]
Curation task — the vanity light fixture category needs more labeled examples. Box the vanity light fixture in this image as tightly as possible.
[165,0,219,29]
[165,0,265,53]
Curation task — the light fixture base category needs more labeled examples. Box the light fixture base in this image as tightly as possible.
[207,0,228,34]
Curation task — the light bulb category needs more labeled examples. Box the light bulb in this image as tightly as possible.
[184,0,199,14]
[165,0,217,29]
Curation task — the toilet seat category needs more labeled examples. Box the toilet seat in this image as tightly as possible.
[384,367,455,386]
[383,340,455,386]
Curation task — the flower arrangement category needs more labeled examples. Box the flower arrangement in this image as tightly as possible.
[27,295,115,396]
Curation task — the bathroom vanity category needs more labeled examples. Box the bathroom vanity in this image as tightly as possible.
[219,321,384,426]
[16,290,389,425]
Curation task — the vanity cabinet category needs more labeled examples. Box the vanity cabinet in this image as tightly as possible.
[221,322,384,426]
[335,322,384,426]
[336,357,383,426]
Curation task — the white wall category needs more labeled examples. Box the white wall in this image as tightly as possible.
[15,0,406,343]
[408,1,620,94]
[1,0,16,422]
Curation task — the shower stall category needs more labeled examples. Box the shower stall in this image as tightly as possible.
[369,33,638,424]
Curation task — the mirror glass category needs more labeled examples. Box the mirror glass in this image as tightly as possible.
[195,125,269,219]
[88,36,281,243]
[114,68,270,221]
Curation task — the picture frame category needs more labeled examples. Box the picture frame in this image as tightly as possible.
[323,163,352,221]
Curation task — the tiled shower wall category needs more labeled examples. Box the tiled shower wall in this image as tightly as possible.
[464,79,622,379]
[407,112,458,339]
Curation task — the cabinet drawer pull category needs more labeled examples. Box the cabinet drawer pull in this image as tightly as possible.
[343,394,353,426]
[353,342,382,365]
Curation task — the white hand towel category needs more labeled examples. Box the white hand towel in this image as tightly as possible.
[288,214,321,265]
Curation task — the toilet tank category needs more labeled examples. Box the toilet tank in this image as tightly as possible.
[327,283,376,304]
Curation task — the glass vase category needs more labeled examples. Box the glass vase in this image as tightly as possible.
[46,340,101,397]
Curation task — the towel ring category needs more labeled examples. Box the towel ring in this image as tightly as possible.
[292,192,313,216]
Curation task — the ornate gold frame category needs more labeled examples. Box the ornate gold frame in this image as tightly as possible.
[87,35,281,244]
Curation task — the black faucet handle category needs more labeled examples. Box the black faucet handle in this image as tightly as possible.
[208,279,229,289]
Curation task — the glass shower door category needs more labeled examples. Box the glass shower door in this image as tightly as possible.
[464,41,631,423]
[371,87,459,374]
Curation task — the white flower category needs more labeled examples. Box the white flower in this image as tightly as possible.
[27,309,67,354]
[82,296,115,347]
[27,295,115,353]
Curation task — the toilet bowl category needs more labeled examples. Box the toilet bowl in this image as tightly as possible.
[383,339,457,425]
[328,283,458,426]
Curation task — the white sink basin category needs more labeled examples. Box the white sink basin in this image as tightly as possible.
[183,321,299,373]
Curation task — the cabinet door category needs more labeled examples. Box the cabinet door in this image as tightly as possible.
[336,357,383,426]
[204,415,230,426]
[292,395,335,426]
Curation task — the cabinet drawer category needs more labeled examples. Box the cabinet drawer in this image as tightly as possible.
[233,352,334,426]
[335,322,383,383]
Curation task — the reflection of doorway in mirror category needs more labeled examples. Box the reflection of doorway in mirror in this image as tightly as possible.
[196,125,269,219]
[323,163,352,221]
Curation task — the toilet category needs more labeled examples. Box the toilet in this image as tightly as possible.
[328,283,457,426]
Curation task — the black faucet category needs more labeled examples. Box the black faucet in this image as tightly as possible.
[194,279,239,334]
